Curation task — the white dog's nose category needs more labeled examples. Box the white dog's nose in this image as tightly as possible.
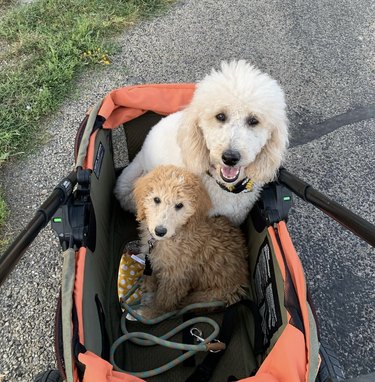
[222,150,241,166]
[155,225,167,237]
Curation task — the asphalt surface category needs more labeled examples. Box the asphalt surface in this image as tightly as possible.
[0,0,374,381]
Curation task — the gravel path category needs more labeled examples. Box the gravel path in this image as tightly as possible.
[0,1,374,381]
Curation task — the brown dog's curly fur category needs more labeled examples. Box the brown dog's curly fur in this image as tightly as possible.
[133,165,249,316]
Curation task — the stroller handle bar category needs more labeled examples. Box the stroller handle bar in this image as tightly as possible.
[1,168,374,287]
[278,168,375,248]
[0,171,77,287]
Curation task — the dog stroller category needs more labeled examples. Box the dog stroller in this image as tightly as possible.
[1,84,374,382]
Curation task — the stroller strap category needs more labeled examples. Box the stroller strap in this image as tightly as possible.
[186,299,264,382]
[61,248,77,382]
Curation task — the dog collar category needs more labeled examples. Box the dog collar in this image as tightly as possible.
[217,177,254,194]
[207,172,254,194]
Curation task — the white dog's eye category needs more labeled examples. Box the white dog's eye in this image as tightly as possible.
[215,113,226,122]
[175,203,184,210]
[154,197,161,204]
[247,116,259,126]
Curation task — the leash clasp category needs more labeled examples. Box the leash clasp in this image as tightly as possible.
[148,238,155,253]
[190,327,205,343]
[190,327,224,353]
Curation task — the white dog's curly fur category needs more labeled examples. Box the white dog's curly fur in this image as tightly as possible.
[115,60,288,225]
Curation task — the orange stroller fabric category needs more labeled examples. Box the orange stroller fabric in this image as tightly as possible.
[98,83,196,129]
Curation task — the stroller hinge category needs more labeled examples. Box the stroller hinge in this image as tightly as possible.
[51,169,93,250]
[76,168,91,197]
[258,182,293,226]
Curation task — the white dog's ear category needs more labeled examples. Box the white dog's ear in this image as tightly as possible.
[245,120,289,184]
[177,106,210,174]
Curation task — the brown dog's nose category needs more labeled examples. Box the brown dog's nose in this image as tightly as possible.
[222,150,241,166]
[155,225,167,237]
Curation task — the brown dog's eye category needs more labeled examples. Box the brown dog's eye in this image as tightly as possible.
[154,197,161,204]
[175,203,184,210]
[215,113,226,122]
[247,116,259,126]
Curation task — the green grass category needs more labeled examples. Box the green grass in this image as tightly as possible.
[0,191,7,224]
[0,0,173,164]
[0,0,173,235]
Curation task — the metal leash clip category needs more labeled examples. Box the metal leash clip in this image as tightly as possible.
[190,327,223,353]
[148,238,155,253]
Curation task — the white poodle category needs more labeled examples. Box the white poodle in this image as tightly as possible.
[114,60,288,225]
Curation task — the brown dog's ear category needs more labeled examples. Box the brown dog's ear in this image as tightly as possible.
[245,120,289,184]
[133,173,152,222]
[183,171,212,217]
[179,169,212,217]
[196,185,212,217]
[177,105,210,174]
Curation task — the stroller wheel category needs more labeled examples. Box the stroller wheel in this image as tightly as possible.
[34,369,63,382]
[316,342,345,382]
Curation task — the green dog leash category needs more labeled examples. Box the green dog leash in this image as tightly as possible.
[110,280,226,378]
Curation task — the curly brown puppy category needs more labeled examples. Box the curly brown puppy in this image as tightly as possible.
[133,165,249,316]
